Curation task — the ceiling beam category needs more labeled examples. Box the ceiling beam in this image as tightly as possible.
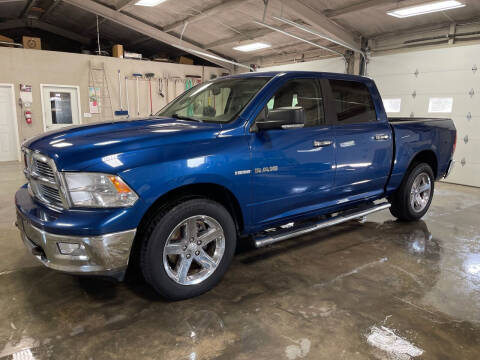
[116,0,138,11]
[280,0,359,51]
[21,0,35,18]
[202,24,291,50]
[163,0,251,33]
[83,0,137,34]
[0,19,26,30]
[324,0,397,18]
[29,19,92,44]
[40,0,61,20]
[0,18,91,44]
[247,47,341,68]
[62,0,236,70]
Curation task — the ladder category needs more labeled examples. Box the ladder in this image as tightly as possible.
[88,61,114,121]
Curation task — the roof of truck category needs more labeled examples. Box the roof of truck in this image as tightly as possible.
[223,71,369,82]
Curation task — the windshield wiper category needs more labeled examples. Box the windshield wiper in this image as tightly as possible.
[171,113,203,123]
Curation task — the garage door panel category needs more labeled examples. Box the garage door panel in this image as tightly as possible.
[369,44,480,187]
[413,72,478,94]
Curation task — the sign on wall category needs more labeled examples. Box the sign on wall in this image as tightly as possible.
[88,86,100,114]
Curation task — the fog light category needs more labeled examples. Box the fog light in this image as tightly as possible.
[57,242,81,255]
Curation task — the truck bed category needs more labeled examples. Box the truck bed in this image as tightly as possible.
[386,117,456,193]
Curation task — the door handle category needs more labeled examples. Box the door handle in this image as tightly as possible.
[313,140,333,147]
[374,134,390,141]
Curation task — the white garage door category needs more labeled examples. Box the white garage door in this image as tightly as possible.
[368,44,480,188]
[0,84,19,162]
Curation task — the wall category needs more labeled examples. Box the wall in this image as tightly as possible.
[256,57,347,73]
[0,47,227,146]
[368,43,480,187]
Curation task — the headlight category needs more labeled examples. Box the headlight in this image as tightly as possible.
[63,172,138,208]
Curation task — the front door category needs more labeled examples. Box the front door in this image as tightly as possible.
[0,84,19,161]
[250,78,336,227]
[41,85,81,131]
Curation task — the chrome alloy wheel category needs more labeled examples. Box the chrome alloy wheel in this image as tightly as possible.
[410,172,431,213]
[163,215,225,285]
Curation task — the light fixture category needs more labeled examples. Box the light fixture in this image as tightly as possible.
[135,0,167,7]
[233,42,271,52]
[387,1,465,18]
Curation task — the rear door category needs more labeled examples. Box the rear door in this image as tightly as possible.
[326,78,393,201]
[250,77,336,226]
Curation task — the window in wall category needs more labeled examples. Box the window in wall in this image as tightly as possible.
[265,79,324,127]
[329,80,377,124]
[50,92,73,124]
[428,97,453,113]
[383,98,402,113]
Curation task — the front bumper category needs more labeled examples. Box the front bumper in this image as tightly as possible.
[16,210,136,280]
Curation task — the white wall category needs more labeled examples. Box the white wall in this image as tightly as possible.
[0,47,227,145]
[257,57,346,73]
[368,44,480,187]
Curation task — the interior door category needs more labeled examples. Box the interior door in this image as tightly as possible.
[327,79,393,201]
[42,85,80,131]
[0,85,19,162]
[250,78,336,226]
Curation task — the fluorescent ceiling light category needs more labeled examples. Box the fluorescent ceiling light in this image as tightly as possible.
[233,42,271,52]
[387,0,465,18]
[135,0,166,6]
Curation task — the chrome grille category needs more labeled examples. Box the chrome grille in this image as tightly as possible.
[38,184,63,204]
[23,149,68,210]
[32,158,55,181]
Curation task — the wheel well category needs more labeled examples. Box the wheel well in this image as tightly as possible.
[138,183,244,235]
[409,150,438,178]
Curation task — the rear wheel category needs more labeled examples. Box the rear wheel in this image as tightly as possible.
[140,199,236,300]
[389,163,434,221]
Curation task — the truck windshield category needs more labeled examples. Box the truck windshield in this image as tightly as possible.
[156,77,271,123]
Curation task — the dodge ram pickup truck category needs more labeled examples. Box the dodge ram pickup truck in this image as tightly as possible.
[15,71,456,300]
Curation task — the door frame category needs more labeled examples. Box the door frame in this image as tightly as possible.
[40,84,82,132]
[0,83,21,161]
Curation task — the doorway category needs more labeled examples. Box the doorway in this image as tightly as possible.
[40,85,81,131]
[0,84,20,162]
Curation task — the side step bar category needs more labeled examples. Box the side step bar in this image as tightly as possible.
[254,202,391,248]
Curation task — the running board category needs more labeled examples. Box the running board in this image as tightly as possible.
[254,202,391,248]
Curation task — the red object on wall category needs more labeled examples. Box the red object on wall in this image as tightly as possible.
[25,110,32,124]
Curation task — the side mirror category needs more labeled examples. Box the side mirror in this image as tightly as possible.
[256,107,305,131]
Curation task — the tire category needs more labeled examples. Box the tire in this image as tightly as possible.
[389,163,435,221]
[140,199,236,300]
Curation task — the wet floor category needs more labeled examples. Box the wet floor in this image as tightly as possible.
[1,161,479,359]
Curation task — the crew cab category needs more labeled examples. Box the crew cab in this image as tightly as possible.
[15,71,456,300]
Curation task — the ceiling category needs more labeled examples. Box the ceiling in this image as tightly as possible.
[1,0,480,69]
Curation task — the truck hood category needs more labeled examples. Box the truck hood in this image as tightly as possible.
[24,117,222,171]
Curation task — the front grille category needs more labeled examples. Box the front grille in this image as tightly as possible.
[23,149,67,209]
[38,184,63,204]
[32,158,55,180]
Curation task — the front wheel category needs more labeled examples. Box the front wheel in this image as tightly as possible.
[389,163,434,221]
[140,199,236,300]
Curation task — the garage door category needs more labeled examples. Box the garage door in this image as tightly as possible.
[0,84,19,162]
[368,44,480,188]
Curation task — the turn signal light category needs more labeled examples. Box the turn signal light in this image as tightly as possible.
[108,175,132,193]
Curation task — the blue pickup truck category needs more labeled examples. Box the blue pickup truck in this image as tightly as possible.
[16,71,456,300]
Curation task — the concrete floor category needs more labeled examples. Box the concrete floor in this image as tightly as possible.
[1,161,479,360]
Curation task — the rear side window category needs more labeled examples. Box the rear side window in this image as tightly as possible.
[265,78,325,127]
[329,80,377,124]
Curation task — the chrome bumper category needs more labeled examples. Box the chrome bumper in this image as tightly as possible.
[16,212,136,279]
[444,160,455,178]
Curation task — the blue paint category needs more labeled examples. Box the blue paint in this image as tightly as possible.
[16,71,456,237]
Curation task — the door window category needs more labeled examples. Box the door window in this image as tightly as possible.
[50,92,73,124]
[265,79,325,127]
[329,80,376,124]
[42,85,80,131]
